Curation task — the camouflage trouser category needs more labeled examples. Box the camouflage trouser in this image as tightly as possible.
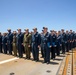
[24,44,31,58]
[13,43,17,56]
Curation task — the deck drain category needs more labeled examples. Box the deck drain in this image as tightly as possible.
[46,70,51,73]
[14,61,17,62]
[9,72,15,75]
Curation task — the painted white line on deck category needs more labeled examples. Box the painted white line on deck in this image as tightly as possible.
[0,57,19,64]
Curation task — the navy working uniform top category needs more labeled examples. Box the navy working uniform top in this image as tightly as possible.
[66,33,70,42]
[32,32,41,46]
[69,33,74,42]
[51,34,57,47]
[56,34,62,46]
[2,36,7,44]
[17,32,23,45]
[0,35,2,44]
[41,32,50,47]
[61,32,67,43]
[7,32,13,44]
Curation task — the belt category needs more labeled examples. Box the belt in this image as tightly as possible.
[32,42,35,43]
[43,42,47,44]
[25,42,29,43]
[13,42,16,43]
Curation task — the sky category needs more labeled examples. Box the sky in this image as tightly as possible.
[0,0,76,33]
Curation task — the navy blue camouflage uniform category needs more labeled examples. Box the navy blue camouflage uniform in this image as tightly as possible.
[40,33,44,58]
[66,33,70,52]
[56,34,62,56]
[51,34,57,59]
[17,32,24,58]
[74,33,76,47]
[0,35,2,53]
[7,32,13,55]
[32,32,41,61]
[41,32,50,63]
[61,32,67,54]
[2,35,7,54]
[69,33,74,50]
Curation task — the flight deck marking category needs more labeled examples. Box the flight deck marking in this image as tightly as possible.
[0,57,19,64]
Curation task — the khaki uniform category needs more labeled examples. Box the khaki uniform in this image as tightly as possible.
[13,34,17,56]
[23,33,31,59]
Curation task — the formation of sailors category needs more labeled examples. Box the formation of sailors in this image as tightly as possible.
[0,27,76,64]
